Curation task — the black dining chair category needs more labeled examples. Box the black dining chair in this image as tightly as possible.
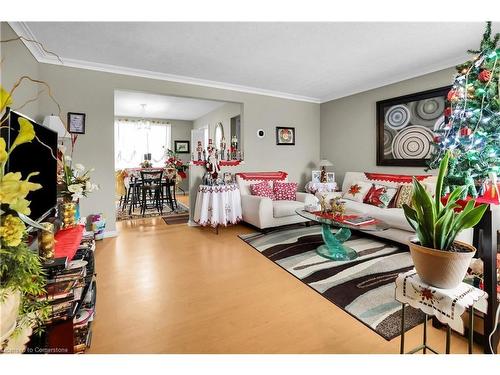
[139,169,164,216]
[124,175,142,215]
[162,177,177,211]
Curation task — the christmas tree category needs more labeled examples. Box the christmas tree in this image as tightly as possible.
[429,22,499,197]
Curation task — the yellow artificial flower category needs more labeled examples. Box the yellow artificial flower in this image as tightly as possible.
[0,172,42,215]
[0,138,7,164]
[0,214,26,247]
[0,84,13,113]
[11,118,36,149]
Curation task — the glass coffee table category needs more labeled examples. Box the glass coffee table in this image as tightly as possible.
[296,209,390,261]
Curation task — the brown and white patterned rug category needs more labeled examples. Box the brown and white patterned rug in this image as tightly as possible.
[239,225,424,340]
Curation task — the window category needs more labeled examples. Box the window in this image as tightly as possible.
[114,118,171,169]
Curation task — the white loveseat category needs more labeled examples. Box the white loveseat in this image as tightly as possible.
[317,172,473,245]
[236,172,318,230]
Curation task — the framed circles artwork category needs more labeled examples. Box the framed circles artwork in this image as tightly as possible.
[376,86,450,167]
[276,126,295,145]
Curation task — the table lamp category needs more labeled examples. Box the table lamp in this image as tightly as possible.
[43,115,70,140]
[319,159,333,183]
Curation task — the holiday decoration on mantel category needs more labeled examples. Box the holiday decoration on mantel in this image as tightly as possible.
[429,22,499,198]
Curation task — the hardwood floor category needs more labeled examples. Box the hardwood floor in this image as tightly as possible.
[88,217,491,354]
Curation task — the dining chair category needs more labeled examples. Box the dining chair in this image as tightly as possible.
[139,169,164,216]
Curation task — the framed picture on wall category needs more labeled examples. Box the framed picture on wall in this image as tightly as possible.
[276,126,295,145]
[67,112,86,134]
[376,86,450,167]
[174,140,190,154]
[311,170,321,183]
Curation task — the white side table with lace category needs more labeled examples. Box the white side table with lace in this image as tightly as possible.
[193,184,242,234]
[395,269,488,354]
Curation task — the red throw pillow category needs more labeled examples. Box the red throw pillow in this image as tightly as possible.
[250,181,275,200]
[273,181,298,201]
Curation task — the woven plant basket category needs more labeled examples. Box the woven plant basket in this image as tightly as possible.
[408,240,476,289]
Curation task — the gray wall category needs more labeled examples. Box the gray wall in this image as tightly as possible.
[320,67,456,185]
[0,23,40,119]
[193,102,242,147]
[169,119,193,192]
[1,20,320,233]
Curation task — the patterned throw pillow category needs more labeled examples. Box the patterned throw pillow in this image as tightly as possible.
[364,183,398,208]
[343,181,372,203]
[273,181,298,201]
[250,181,275,200]
[391,184,413,208]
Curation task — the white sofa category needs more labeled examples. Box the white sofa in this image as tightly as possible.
[236,172,318,230]
[317,172,473,246]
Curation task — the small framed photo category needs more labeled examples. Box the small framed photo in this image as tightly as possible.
[326,172,335,183]
[67,112,86,134]
[276,126,295,145]
[312,170,321,183]
[223,172,233,184]
[174,140,190,154]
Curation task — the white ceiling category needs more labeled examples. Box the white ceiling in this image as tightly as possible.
[12,22,499,103]
[114,91,226,120]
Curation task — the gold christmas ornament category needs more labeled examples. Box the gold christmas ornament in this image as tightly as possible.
[61,202,77,229]
[38,222,55,260]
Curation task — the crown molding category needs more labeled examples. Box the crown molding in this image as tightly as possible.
[9,22,465,105]
[8,22,322,104]
[318,54,466,103]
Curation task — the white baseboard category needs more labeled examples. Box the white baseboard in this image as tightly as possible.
[187,220,199,227]
[102,230,118,238]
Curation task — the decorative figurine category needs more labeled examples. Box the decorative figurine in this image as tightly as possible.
[220,136,227,160]
[196,141,203,161]
[231,135,238,159]
[330,197,346,219]
[207,138,214,154]
[319,194,328,214]
[206,147,221,181]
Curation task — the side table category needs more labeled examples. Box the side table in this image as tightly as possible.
[395,269,488,354]
[305,181,337,194]
[193,183,242,234]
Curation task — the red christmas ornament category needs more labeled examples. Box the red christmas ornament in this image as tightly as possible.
[447,89,460,102]
[444,107,452,117]
[433,136,441,143]
[460,127,472,136]
[478,70,491,82]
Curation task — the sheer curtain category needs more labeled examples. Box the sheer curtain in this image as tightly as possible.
[114,118,171,169]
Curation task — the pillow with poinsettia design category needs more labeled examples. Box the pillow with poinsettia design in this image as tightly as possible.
[342,181,372,203]
[364,183,398,208]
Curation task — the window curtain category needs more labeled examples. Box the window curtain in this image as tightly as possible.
[114,118,171,169]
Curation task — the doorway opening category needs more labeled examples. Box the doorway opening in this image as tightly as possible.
[113,90,242,224]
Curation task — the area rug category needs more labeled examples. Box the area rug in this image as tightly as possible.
[116,201,189,221]
[239,226,424,340]
[162,213,189,225]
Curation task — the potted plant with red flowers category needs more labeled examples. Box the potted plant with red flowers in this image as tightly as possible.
[165,149,188,182]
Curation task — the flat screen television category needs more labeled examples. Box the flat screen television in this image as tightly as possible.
[1,108,58,222]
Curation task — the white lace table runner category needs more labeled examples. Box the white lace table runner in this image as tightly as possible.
[395,269,488,334]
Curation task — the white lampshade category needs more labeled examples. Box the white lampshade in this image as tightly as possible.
[319,159,333,167]
[43,115,69,139]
